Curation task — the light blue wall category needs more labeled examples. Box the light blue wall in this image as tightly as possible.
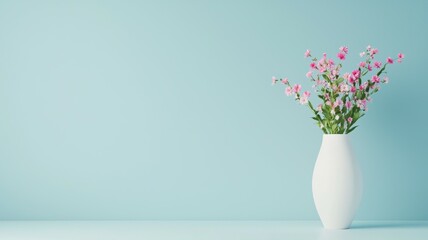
[0,0,426,220]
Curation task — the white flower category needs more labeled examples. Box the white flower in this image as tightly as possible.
[383,76,389,83]
[335,115,340,120]
[340,84,349,92]
[271,76,277,85]
[299,97,308,105]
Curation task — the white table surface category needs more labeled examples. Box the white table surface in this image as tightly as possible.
[0,221,427,240]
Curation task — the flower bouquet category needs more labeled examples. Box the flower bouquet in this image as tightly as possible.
[272,45,404,134]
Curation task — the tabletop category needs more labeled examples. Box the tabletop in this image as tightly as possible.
[0,221,427,240]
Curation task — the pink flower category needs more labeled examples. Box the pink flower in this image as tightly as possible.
[370,48,378,56]
[371,75,380,83]
[318,66,326,73]
[367,64,372,71]
[272,76,277,85]
[345,100,352,109]
[306,71,312,78]
[350,86,356,93]
[292,84,302,93]
[305,49,311,58]
[339,46,349,54]
[343,72,350,79]
[285,86,292,96]
[334,99,343,108]
[281,78,288,84]
[374,61,382,68]
[337,52,346,60]
[398,53,404,63]
[300,91,310,105]
[348,74,356,84]
[303,91,311,98]
[366,45,372,50]
[357,99,367,110]
[359,62,366,68]
[310,62,316,69]
[317,104,322,111]
[360,81,368,90]
[387,57,394,64]
[352,70,360,78]
[347,117,353,123]
[359,52,365,57]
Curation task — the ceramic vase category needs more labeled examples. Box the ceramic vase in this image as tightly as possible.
[312,134,362,229]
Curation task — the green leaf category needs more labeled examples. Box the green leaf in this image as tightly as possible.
[377,64,387,76]
[308,101,315,111]
[322,74,330,82]
[346,125,358,134]
[341,95,347,103]
[356,91,362,99]
[353,112,361,122]
[322,107,331,120]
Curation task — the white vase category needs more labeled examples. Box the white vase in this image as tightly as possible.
[312,134,362,229]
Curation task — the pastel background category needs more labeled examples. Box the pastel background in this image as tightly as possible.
[0,0,426,220]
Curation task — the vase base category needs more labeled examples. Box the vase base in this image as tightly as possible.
[322,223,351,230]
